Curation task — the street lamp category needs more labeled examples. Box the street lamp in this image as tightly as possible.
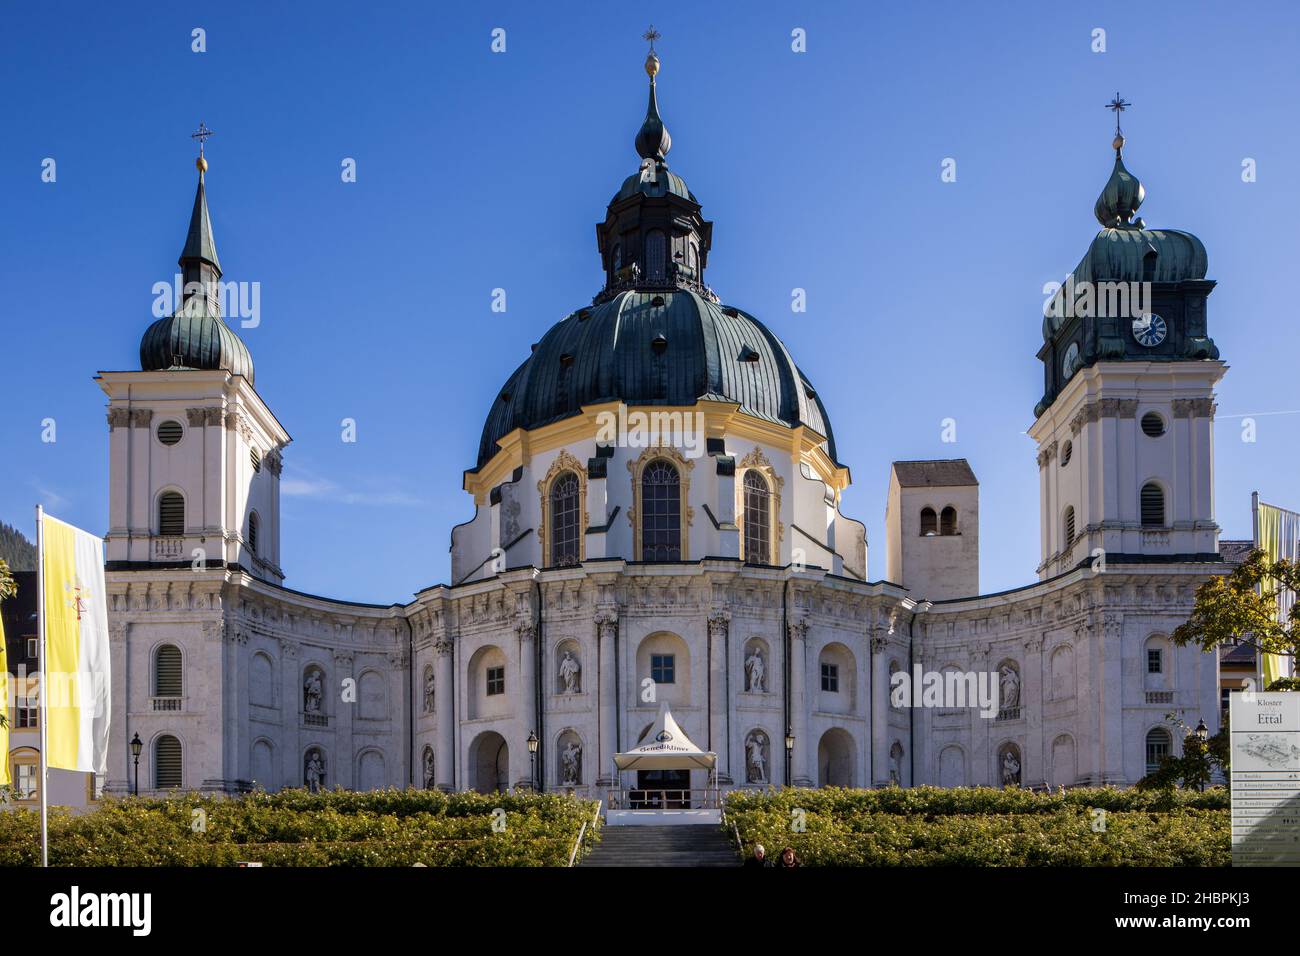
[129,733,143,796]
[1195,719,1209,741]
[784,727,795,787]
[526,731,539,791]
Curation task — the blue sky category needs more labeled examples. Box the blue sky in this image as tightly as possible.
[3,0,1298,603]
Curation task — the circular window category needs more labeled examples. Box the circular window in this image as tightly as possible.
[1060,440,1073,467]
[1141,412,1165,437]
[157,420,183,446]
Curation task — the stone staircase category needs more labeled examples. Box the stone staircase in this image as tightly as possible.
[580,824,740,867]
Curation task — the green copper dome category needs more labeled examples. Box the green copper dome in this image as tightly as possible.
[476,290,836,470]
[140,297,255,383]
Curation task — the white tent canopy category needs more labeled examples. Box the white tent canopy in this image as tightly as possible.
[613,703,716,771]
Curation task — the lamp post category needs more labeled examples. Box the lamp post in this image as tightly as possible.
[129,733,143,796]
[784,727,795,788]
[1194,719,1209,792]
[526,731,539,791]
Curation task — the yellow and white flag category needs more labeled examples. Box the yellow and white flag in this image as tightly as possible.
[1257,500,1300,687]
[40,513,111,774]
[0,607,9,786]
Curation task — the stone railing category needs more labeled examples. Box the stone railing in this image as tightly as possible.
[150,697,183,712]
[1145,690,1174,705]
[152,537,185,561]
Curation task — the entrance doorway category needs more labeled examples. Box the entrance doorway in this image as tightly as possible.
[634,769,690,808]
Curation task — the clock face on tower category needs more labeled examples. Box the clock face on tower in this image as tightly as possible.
[1062,342,1080,381]
[1132,313,1167,348]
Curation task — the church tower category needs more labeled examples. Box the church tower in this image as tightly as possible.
[97,132,289,582]
[1029,100,1224,579]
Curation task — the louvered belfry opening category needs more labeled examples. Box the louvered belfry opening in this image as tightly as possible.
[940,506,957,536]
[154,644,183,697]
[248,512,260,556]
[1064,506,1076,544]
[743,470,770,562]
[1140,483,1165,527]
[549,472,581,567]
[641,460,681,561]
[158,491,185,536]
[154,735,183,789]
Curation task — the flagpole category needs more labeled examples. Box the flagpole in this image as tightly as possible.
[35,504,49,868]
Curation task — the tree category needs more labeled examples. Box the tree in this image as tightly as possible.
[1172,550,1300,691]
[1137,714,1229,792]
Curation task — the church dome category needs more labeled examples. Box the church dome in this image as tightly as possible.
[476,289,837,469]
[475,47,834,471]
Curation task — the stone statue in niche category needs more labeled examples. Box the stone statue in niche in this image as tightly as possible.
[744,646,766,694]
[999,665,1020,710]
[305,750,326,793]
[559,650,581,694]
[1001,747,1022,787]
[889,742,903,785]
[561,740,582,785]
[745,731,768,784]
[423,750,436,789]
[423,670,435,713]
[304,670,323,714]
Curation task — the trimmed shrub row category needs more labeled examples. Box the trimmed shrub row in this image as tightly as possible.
[725,786,1229,866]
[0,789,601,867]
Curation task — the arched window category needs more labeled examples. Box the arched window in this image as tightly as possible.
[153,644,182,699]
[549,471,581,567]
[1145,727,1172,775]
[1140,483,1164,527]
[248,512,260,556]
[742,470,771,563]
[940,506,957,535]
[645,230,667,283]
[158,491,185,536]
[611,243,622,272]
[1063,506,1076,545]
[920,507,937,536]
[154,735,182,789]
[641,460,681,561]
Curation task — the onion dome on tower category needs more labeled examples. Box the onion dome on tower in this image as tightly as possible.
[139,124,255,384]
[1035,96,1218,418]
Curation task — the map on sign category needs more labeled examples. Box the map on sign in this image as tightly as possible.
[1230,692,1300,866]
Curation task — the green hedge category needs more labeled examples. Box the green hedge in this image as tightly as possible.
[0,789,602,867]
[725,786,1229,867]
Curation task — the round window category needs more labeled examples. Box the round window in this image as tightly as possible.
[157,420,183,446]
[1141,412,1166,437]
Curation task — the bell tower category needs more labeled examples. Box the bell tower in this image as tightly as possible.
[98,128,289,582]
[1029,98,1225,578]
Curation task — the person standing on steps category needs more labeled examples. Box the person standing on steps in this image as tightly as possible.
[744,844,773,868]
[776,846,799,868]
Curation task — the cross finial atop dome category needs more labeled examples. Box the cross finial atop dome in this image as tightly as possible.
[191,120,214,177]
[635,27,671,163]
[1105,93,1130,153]
[1094,94,1145,229]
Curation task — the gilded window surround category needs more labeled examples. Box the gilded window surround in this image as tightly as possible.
[537,449,589,565]
[627,445,695,561]
[736,446,784,565]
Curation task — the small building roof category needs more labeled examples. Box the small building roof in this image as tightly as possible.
[891,459,978,488]
[1218,539,1254,566]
